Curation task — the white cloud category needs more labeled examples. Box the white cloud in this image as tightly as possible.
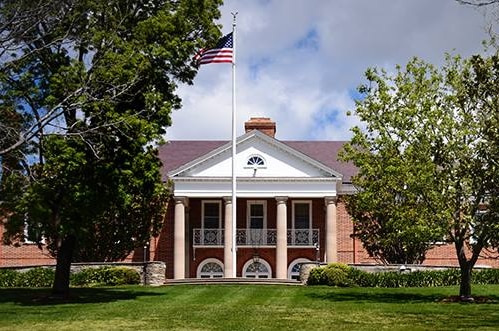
[166,0,496,141]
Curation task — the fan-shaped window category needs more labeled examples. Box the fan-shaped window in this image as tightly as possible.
[242,259,272,278]
[246,155,266,168]
[197,258,224,278]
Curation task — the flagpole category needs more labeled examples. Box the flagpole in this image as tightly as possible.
[231,12,238,278]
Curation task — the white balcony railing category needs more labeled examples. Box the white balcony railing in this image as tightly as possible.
[193,228,319,247]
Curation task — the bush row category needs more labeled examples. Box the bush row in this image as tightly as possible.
[307,263,499,288]
[0,267,140,287]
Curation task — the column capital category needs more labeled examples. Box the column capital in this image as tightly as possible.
[324,196,337,205]
[275,196,288,204]
[223,196,232,204]
[174,196,187,205]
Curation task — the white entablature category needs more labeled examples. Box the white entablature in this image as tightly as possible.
[168,130,342,198]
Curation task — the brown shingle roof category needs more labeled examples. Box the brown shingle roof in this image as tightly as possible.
[158,140,356,182]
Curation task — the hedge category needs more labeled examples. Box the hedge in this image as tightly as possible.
[0,267,140,287]
[307,264,499,288]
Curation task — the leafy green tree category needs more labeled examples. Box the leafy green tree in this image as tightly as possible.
[342,53,499,299]
[0,0,222,296]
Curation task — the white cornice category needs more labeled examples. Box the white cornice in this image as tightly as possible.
[172,176,340,183]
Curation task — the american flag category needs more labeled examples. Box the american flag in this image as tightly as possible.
[195,33,233,65]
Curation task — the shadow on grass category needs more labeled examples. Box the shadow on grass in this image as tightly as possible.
[0,287,162,306]
[306,289,499,304]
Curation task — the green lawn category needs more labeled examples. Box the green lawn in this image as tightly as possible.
[1,285,499,330]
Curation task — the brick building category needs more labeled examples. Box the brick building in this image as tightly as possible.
[1,117,498,277]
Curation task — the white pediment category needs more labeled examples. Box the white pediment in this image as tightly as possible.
[169,130,341,179]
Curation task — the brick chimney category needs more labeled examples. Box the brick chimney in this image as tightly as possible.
[244,117,276,138]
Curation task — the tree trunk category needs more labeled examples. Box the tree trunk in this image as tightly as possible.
[459,264,473,300]
[51,234,76,298]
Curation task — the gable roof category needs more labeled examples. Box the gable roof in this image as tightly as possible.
[157,135,356,182]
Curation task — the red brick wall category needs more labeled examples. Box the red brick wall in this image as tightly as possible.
[0,221,55,267]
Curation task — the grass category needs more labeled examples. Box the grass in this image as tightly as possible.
[1,285,499,330]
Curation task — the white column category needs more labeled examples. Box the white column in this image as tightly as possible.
[325,196,337,263]
[174,196,186,279]
[276,197,288,279]
[223,196,234,278]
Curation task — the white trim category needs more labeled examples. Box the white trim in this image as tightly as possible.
[197,258,224,278]
[242,258,272,278]
[172,177,338,198]
[288,258,312,280]
[246,200,267,229]
[201,200,222,229]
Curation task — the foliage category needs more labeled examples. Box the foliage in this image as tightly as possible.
[341,53,499,297]
[308,266,499,288]
[0,268,55,287]
[0,267,140,287]
[0,0,223,295]
[307,266,326,285]
[323,263,352,287]
[71,267,140,286]
[16,268,55,288]
[0,269,19,287]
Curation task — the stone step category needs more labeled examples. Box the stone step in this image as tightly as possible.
[165,278,302,286]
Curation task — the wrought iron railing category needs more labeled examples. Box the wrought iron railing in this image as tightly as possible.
[193,228,319,247]
[193,228,224,246]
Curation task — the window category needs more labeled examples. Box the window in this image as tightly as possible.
[293,201,311,229]
[23,221,44,245]
[247,201,266,229]
[202,201,221,229]
[242,259,272,278]
[246,155,266,168]
[197,258,224,278]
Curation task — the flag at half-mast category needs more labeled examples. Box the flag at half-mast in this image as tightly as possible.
[195,33,233,65]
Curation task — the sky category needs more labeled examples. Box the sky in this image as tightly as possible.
[166,0,497,142]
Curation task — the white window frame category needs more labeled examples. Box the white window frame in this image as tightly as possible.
[201,200,222,229]
[244,154,267,169]
[23,221,45,245]
[246,200,267,229]
[292,200,312,230]
[197,258,224,278]
[242,258,272,279]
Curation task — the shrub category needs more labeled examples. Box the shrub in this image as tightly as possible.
[307,267,326,285]
[307,266,482,288]
[71,267,140,286]
[0,269,19,287]
[473,269,499,285]
[324,263,351,287]
[100,267,141,286]
[70,268,102,286]
[16,268,55,287]
[347,268,375,287]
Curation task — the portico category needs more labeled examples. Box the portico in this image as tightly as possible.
[168,127,342,279]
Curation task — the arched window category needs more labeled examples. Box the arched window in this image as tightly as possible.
[197,258,224,278]
[246,155,266,168]
[242,259,272,279]
[287,258,312,280]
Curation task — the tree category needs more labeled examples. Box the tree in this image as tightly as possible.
[0,0,222,297]
[342,53,499,299]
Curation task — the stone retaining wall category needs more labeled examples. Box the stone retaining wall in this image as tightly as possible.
[1,261,166,286]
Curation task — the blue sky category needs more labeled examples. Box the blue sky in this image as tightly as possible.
[167,0,497,141]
